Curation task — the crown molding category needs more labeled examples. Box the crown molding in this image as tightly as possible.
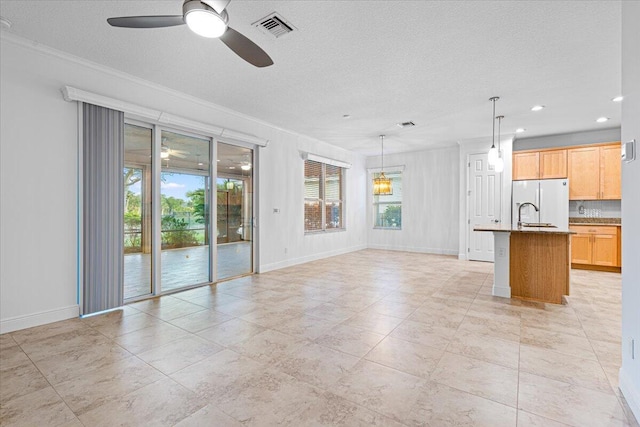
[0,31,341,149]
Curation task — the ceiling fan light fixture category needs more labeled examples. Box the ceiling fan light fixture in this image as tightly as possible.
[184,1,228,38]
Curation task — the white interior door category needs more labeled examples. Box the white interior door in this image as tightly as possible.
[468,153,502,262]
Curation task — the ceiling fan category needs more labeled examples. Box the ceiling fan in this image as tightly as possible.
[107,0,273,68]
[160,138,189,159]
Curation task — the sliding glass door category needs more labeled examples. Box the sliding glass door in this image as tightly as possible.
[217,143,253,280]
[123,123,254,300]
[160,130,211,292]
[124,124,152,300]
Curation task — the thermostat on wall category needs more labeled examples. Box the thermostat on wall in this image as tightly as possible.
[622,139,636,163]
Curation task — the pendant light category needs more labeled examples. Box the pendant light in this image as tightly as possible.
[488,96,500,165]
[495,115,505,173]
[373,135,392,195]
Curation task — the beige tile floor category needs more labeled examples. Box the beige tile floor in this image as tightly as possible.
[1,249,638,426]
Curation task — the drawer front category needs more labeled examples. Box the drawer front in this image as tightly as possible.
[570,225,617,235]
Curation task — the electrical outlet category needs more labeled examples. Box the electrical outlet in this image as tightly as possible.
[498,248,506,257]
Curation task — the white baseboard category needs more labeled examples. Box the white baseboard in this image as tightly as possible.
[0,305,79,334]
[458,253,467,260]
[258,244,367,273]
[366,244,458,256]
[492,285,511,299]
[619,367,640,423]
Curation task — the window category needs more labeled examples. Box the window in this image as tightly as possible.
[304,160,345,232]
[373,171,402,229]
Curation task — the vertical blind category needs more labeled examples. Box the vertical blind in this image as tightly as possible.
[82,103,124,315]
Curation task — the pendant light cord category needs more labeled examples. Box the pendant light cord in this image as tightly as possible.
[491,98,496,149]
[380,135,385,173]
[497,115,502,153]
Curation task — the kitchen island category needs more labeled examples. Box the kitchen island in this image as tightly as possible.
[474,225,575,304]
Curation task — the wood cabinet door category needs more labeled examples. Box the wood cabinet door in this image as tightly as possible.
[540,149,567,179]
[570,233,592,264]
[600,144,622,199]
[513,152,540,180]
[593,233,618,266]
[568,147,600,199]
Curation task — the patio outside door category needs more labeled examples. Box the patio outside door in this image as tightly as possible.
[159,130,211,292]
[216,143,253,280]
[123,124,212,300]
[123,125,254,300]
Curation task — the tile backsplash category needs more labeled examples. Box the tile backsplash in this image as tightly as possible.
[569,200,621,218]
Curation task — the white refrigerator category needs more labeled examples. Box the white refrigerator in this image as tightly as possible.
[512,179,569,228]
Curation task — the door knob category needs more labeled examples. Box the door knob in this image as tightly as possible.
[493,219,499,223]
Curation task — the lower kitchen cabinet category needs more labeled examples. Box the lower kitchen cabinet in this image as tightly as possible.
[570,225,620,270]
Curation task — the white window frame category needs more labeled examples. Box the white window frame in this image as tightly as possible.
[304,160,346,233]
[372,170,403,230]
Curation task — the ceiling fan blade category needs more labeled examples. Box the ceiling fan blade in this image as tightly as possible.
[220,27,274,68]
[203,0,231,14]
[172,152,188,158]
[107,15,184,29]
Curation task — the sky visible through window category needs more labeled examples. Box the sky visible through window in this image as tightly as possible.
[128,173,205,200]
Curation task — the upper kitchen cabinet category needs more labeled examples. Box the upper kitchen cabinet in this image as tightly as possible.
[600,144,622,199]
[513,151,539,180]
[540,149,568,179]
[513,148,567,180]
[568,142,621,200]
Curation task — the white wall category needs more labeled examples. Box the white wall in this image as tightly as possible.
[457,136,513,260]
[366,146,459,255]
[0,37,80,332]
[513,127,621,151]
[257,136,367,272]
[620,1,640,421]
[0,34,367,333]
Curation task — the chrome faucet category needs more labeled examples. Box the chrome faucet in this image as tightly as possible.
[517,202,539,228]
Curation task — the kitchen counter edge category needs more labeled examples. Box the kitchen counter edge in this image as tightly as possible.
[474,225,576,234]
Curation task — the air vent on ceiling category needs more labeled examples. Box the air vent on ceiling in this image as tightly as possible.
[253,12,296,38]
[397,121,416,128]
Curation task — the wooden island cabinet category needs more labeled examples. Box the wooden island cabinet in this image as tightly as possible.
[474,225,574,304]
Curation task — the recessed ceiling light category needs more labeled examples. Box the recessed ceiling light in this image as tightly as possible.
[515,128,526,133]
[216,159,220,162]
[612,96,624,102]
[531,105,545,112]
[229,166,236,169]
[596,117,609,123]
[241,164,251,171]
[198,162,204,166]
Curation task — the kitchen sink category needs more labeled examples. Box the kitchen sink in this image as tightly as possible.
[522,222,557,228]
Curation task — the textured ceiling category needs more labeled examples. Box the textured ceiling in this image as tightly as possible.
[0,0,622,155]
